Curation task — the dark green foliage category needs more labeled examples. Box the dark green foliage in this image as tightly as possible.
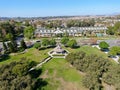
[34,42,41,49]
[107,22,120,36]
[99,41,109,50]
[82,72,103,90]
[61,37,69,45]
[67,39,77,48]
[0,58,47,90]
[49,39,56,46]
[42,38,50,46]
[103,65,120,90]
[66,51,111,90]
[107,26,114,35]
[0,54,10,62]
[7,42,15,52]
[0,22,21,41]
[29,69,42,78]
[20,39,27,50]
[66,51,86,65]
[108,46,120,56]
[5,33,14,41]
[24,26,35,39]
[7,40,18,53]
[2,42,8,53]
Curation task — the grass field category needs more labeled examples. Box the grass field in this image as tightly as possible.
[65,45,117,64]
[0,48,52,65]
[40,58,88,90]
[0,45,117,89]
[66,45,109,58]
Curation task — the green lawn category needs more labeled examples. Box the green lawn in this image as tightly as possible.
[65,45,117,64]
[66,46,108,58]
[40,58,87,90]
[0,48,52,65]
[0,44,117,89]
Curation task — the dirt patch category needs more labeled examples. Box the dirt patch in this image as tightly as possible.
[40,70,49,79]
[57,78,82,90]
[103,82,115,90]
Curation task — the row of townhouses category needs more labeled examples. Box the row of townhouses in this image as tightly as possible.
[34,27,107,37]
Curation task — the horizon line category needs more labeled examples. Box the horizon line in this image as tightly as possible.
[0,14,119,18]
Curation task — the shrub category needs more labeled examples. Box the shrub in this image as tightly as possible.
[34,42,41,49]
[99,41,109,50]
[67,39,77,48]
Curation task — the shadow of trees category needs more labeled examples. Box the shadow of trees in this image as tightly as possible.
[0,54,10,62]
[29,69,42,78]
[29,69,48,89]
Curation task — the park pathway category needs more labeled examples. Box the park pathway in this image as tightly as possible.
[92,45,119,63]
[29,56,52,71]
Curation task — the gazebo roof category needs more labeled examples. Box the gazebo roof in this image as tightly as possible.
[53,44,65,53]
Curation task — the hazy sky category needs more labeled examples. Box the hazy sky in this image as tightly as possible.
[0,0,120,17]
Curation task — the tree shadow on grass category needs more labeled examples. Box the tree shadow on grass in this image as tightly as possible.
[29,69,42,78]
[0,54,10,62]
[29,69,48,89]
[33,78,48,90]
[73,45,80,49]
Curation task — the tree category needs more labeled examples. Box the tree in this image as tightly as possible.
[103,65,120,90]
[61,37,69,45]
[108,46,120,56]
[83,72,103,90]
[42,39,49,46]
[107,26,114,35]
[66,51,111,90]
[0,59,47,90]
[24,26,35,39]
[34,42,41,49]
[20,39,27,50]
[113,22,120,35]
[2,42,8,53]
[5,33,14,41]
[11,40,18,51]
[99,41,109,50]
[49,39,56,46]
[7,42,14,53]
[107,22,120,36]
[7,40,17,53]
[67,39,77,48]
[0,22,16,41]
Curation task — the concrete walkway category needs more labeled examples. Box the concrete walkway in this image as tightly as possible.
[29,56,52,71]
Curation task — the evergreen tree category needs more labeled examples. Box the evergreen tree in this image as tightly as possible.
[20,39,27,50]
[61,37,69,45]
[67,39,77,48]
[7,40,17,53]
[2,42,8,53]
[7,42,14,53]
[50,39,56,46]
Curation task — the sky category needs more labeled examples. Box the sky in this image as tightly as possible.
[0,0,120,17]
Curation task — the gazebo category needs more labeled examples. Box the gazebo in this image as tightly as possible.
[48,44,69,58]
[53,44,65,54]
